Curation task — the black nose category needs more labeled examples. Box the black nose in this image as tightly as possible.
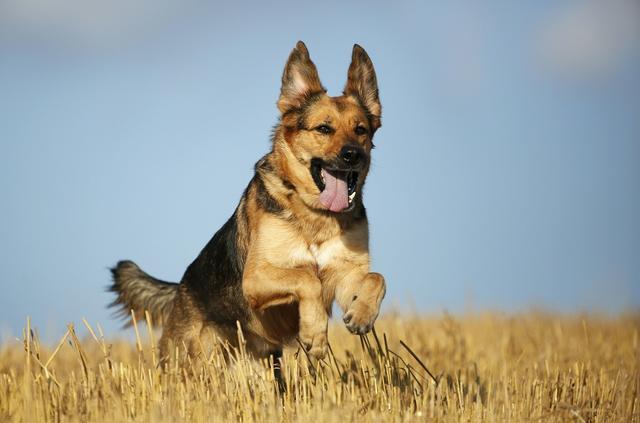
[340,145,363,165]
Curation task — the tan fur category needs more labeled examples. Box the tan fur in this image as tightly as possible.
[241,42,386,358]
[111,42,386,364]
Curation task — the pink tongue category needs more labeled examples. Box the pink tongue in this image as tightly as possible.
[319,169,349,212]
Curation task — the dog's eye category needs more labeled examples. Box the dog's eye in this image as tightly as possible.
[355,125,368,136]
[315,125,334,135]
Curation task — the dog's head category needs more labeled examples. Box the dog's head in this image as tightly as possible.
[273,41,381,214]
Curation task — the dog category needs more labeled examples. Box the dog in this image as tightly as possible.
[109,41,386,364]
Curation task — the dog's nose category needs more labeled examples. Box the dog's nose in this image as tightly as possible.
[340,145,363,165]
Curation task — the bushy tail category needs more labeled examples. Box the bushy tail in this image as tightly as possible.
[109,260,178,327]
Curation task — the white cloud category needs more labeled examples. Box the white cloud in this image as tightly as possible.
[537,0,640,77]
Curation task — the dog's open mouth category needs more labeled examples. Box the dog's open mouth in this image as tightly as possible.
[311,162,358,212]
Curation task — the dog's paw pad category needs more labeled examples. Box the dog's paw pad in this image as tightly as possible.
[343,302,378,335]
[345,320,373,335]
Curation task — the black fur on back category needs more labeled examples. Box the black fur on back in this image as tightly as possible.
[180,202,253,329]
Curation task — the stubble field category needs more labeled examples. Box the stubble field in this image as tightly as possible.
[0,312,638,422]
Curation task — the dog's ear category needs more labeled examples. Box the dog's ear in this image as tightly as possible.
[344,44,381,129]
[278,41,325,113]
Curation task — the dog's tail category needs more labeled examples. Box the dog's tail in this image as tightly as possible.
[109,260,178,327]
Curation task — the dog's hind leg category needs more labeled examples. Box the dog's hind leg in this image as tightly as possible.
[159,288,205,365]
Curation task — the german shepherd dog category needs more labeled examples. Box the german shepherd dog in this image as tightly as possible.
[109,41,385,364]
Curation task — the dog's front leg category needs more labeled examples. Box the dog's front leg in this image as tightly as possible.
[335,271,386,335]
[243,264,328,358]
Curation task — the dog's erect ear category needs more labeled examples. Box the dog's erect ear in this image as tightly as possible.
[278,41,325,113]
[344,44,381,129]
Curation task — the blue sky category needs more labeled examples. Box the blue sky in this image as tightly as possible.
[1,0,639,338]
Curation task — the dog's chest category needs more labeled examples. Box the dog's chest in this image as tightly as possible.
[258,214,368,272]
[309,240,341,269]
[288,238,343,270]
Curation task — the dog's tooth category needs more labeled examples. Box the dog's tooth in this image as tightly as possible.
[349,191,356,202]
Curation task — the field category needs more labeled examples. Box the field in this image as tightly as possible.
[1,312,638,422]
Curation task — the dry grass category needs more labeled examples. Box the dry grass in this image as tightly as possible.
[1,312,638,422]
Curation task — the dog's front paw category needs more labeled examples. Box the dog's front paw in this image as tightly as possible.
[298,330,328,359]
[343,299,379,335]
